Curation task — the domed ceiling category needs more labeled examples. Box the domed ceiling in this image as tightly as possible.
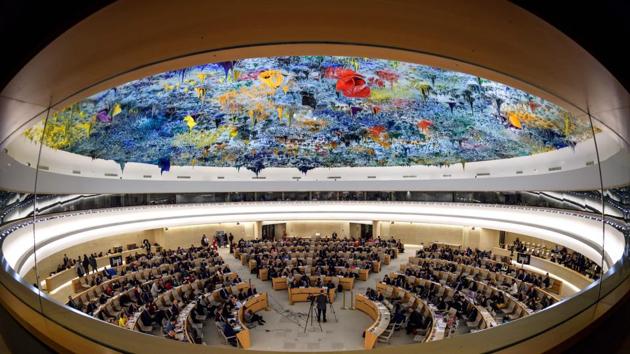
[23,56,596,174]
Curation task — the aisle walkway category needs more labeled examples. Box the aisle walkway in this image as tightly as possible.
[203,243,418,351]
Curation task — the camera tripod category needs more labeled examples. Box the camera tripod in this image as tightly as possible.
[304,296,323,333]
[328,295,338,322]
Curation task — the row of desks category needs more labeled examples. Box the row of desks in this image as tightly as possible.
[235,293,269,349]
[44,247,158,292]
[406,257,561,302]
[355,294,391,349]
[270,275,355,290]
[287,287,336,305]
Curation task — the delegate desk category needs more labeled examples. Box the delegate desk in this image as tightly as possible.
[358,268,370,281]
[272,276,354,291]
[288,287,335,305]
[236,293,269,349]
[355,294,391,349]
[337,276,354,290]
[209,282,251,302]
[175,302,197,342]
[126,306,145,331]
[258,268,269,281]
[272,277,288,290]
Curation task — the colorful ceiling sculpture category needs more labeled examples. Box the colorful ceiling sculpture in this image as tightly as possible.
[24,56,595,174]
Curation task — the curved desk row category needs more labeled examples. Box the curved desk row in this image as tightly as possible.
[72,256,224,304]
[399,265,531,317]
[355,294,391,349]
[288,287,335,304]
[235,292,269,349]
[384,272,499,330]
[404,257,561,302]
[44,246,159,292]
[410,254,563,297]
[176,302,198,343]
[375,283,435,341]
[206,281,251,303]
[272,275,354,290]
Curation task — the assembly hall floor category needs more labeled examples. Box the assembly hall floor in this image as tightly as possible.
[200,245,420,351]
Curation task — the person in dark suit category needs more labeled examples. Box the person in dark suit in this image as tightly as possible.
[222,321,239,346]
[219,285,230,301]
[406,309,424,334]
[315,289,328,323]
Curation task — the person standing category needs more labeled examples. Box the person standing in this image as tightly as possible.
[315,289,328,323]
[201,234,209,248]
[89,254,98,274]
[228,233,234,254]
[76,261,85,278]
[82,255,90,274]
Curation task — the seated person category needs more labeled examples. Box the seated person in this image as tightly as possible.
[170,300,180,318]
[246,285,257,297]
[220,320,239,347]
[67,296,79,309]
[314,278,323,288]
[243,306,266,326]
[163,318,177,339]
[406,308,424,335]
[366,288,377,301]
[140,309,155,327]
[392,306,406,325]
[118,312,128,327]
[218,285,230,301]
[466,305,478,321]
[376,291,385,302]
[290,278,300,289]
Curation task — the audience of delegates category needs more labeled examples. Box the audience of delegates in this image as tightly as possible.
[511,238,601,279]
[236,236,402,283]
[51,246,154,277]
[416,244,554,290]
[392,258,554,313]
[59,233,579,345]
[64,240,267,346]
